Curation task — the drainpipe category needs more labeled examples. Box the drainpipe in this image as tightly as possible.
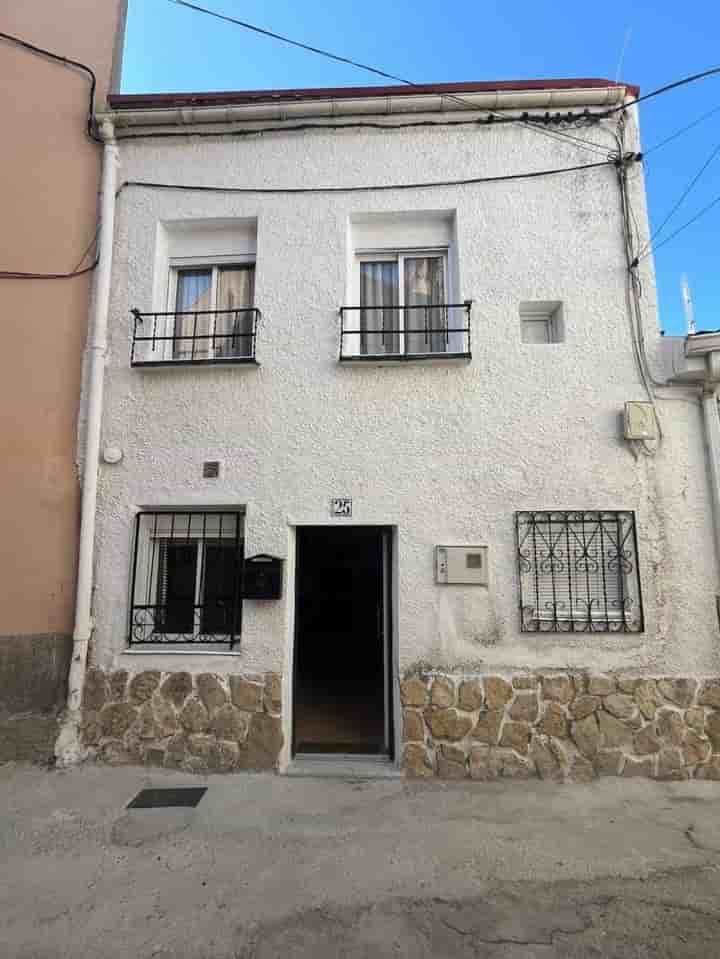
[702,350,720,572]
[56,119,118,765]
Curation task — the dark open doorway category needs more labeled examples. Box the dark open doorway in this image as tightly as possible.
[293,526,392,757]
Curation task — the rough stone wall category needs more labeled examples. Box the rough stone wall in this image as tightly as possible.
[401,672,720,782]
[80,668,283,772]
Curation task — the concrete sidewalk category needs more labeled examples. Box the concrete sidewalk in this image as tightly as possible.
[2,763,720,957]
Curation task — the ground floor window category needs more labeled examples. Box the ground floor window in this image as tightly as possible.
[516,510,643,633]
[129,511,244,646]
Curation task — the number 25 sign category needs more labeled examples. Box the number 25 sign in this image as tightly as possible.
[330,498,352,517]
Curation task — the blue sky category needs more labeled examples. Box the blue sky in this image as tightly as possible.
[122,0,720,334]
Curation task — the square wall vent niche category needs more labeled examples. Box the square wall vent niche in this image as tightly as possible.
[520,301,564,344]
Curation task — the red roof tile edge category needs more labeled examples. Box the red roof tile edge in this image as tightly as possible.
[108,78,639,110]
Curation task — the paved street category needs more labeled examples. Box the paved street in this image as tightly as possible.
[2,763,720,957]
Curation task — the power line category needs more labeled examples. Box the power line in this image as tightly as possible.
[0,30,101,143]
[604,66,720,115]
[117,157,614,198]
[638,191,720,261]
[167,0,612,157]
[0,258,99,280]
[640,138,720,254]
[644,103,720,156]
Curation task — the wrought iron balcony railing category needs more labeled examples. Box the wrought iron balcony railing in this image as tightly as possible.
[131,308,261,366]
[339,302,472,361]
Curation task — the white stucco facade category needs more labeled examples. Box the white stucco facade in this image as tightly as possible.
[87,84,720,766]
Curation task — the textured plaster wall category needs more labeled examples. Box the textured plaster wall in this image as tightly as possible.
[91,111,720,687]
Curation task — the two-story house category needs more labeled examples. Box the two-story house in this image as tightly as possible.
[63,78,720,783]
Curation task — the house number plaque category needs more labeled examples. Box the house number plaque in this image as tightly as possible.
[330,498,352,517]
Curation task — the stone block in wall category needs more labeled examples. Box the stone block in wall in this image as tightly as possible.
[431,677,455,708]
[603,694,637,721]
[230,677,264,712]
[82,668,109,712]
[541,675,574,704]
[538,702,569,739]
[100,703,137,739]
[210,704,250,743]
[658,678,697,709]
[424,708,473,742]
[196,674,227,714]
[530,738,563,782]
[683,731,711,766]
[469,745,501,781]
[484,677,512,709]
[570,695,601,721]
[402,709,424,742]
[471,708,503,745]
[706,711,720,751]
[499,721,531,755]
[241,713,284,770]
[264,673,282,715]
[698,681,720,708]
[696,756,720,780]
[109,670,129,702]
[400,677,428,707]
[634,725,662,755]
[592,750,624,776]
[179,698,209,734]
[622,756,656,778]
[597,711,633,749]
[128,671,161,704]
[403,743,434,778]
[571,715,600,758]
[587,675,615,697]
[437,744,467,779]
[657,708,686,747]
[160,672,193,708]
[657,747,689,781]
[509,693,539,723]
[458,680,483,711]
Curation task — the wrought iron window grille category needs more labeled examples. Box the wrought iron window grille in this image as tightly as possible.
[338,302,472,361]
[129,511,244,647]
[516,510,643,633]
[130,308,261,366]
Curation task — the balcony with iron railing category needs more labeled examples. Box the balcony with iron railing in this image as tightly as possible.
[338,302,472,362]
[130,308,261,367]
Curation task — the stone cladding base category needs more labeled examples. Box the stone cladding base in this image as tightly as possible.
[80,668,283,772]
[401,672,720,782]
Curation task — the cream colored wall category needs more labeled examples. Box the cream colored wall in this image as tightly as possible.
[0,2,126,635]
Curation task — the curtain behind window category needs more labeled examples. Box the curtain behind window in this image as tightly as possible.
[404,257,445,354]
[360,261,399,354]
[216,266,255,357]
[174,269,212,359]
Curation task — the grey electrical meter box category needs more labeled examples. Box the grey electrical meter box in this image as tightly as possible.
[435,545,489,585]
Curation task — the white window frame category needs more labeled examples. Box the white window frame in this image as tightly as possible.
[165,255,255,362]
[351,248,449,356]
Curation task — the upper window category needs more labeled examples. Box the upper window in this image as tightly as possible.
[516,510,643,633]
[341,251,470,360]
[129,511,244,647]
[132,217,259,367]
[171,263,255,361]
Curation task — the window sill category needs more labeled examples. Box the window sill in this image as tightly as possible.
[124,644,241,655]
[339,352,471,367]
[131,358,260,369]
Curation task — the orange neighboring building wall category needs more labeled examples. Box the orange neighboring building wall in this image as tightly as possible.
[0,3,126,757]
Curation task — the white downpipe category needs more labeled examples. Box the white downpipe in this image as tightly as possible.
[702,383,720,571]
[56,120,118,765]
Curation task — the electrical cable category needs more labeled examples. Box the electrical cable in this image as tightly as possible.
[116,157,615,197]
[637,191,720,262]
[644,103,720,156]
[0,30,101,143]
[167,0,613,157]
[639,138,720,255]
[604,66,720,116]
[0,258,99,280]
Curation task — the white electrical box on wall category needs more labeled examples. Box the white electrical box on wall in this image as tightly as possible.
[624,401,658,440]
[435,545,489,586]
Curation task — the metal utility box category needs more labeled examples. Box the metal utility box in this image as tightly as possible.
[624,401,658,440]
[435,545,489,586]
[243,554,283,599]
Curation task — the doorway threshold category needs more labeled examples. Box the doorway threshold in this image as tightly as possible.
[287,754,402,779]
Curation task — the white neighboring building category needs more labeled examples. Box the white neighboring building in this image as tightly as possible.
[74,79,720,781]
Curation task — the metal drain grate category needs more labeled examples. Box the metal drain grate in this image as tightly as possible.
[127,787,207,809]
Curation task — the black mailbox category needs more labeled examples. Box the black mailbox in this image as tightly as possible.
[243,554,283,599]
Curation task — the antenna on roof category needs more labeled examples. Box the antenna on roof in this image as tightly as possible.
[681,273,697,335]
[615,26,632,83]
